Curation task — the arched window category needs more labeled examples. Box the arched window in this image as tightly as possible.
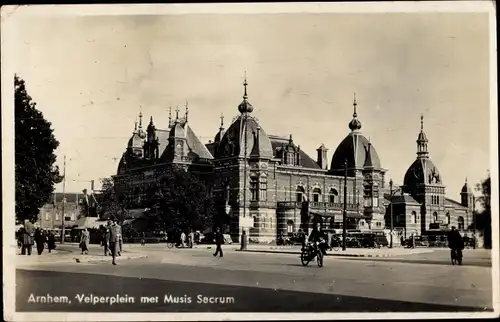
[287,220,294,233]
[433,212,438,223]
[250,177,258,201]
[458,216,465,230]
[411,211,417,224]
[446,212,450,225]
[329,188,339,203]
[312,188,322,202]
[296,186,305,202]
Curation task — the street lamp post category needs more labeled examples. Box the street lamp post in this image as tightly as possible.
[389,179,394,248]
[342,159,348,251]
[389,179,404,248]
[61,155,67,244]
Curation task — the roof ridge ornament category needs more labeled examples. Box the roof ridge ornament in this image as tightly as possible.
[348,93,362,132]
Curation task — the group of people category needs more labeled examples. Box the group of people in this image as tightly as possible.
[17,221,56,256]
[98,218,123,265]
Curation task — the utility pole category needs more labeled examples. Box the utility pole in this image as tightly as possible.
[342,159,347,251]
[61,155,66,244]
[389,179,394,248]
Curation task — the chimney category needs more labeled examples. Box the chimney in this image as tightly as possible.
[316,144,328,170]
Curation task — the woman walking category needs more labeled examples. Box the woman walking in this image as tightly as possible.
[80,228,90,255]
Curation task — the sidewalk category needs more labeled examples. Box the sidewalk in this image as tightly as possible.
[15,243,148,267]
[235,244,435,257]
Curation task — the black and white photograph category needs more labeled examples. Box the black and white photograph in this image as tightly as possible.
[2,2,498,321]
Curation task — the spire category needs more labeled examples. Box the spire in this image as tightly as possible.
[149,116,153,125]
[220,113,224,130]
[168,105,172,127]
[185,100,189,122]
[289,134,293,144]
[238,72,254,114]
[138,108,143,130]
[243,71,248,100]
[353,92,358,117]
[348,93,362,131]
[175,106,180,122]
[134,119,138,133]
[417,114,429,158]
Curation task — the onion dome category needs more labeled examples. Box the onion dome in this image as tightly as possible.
[461,177,473,194]
[348,93,362,131]
[237,76,254,114]
[330,95,381,175]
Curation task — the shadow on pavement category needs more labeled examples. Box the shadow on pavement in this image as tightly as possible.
[16,270,491,313]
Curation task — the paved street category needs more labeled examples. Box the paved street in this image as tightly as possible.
[15,244,493,313]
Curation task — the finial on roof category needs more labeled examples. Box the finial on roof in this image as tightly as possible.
[185,100,189,122]
[421,114,424,131]
[220,113,224,129]
[243,71,248,100]
[465,177,468,184]
[353,93,357,117]
[289,134,293,143]
[168,105,172,125]
[134,119,138,131]
[138,108,143,129]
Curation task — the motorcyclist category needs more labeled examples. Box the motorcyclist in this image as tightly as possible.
[308,223,328,255]
[447,226,464,262]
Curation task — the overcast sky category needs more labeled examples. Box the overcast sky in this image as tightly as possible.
[5,6,494,200]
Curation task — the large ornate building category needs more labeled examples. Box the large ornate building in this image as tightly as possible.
[113,79,473,243]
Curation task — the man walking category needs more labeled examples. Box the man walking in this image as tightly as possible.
[107,218,119,265]
[22,220,35,256]
[213,227,223,258]
[117,222,123,256]
[188,229,194,248]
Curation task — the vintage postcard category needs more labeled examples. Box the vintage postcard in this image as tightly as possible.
[2,2,498,321]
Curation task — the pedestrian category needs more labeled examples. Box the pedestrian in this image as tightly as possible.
[35,228,45,255]
[117,222,123,256]
[80,228,90,255]
[400,235,404,247]
[180,231,186,248]
[188,229,194,248]
[47,231,56,253]
[107,218,119,265]
[141,232,145,246]
[22,221,35,256]
[411,233,415,249]
[213,227,223,258]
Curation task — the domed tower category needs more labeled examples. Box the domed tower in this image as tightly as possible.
[329,94,386,226]
[403,115,446,231]
[213,75,275,243]
[126,112,146,158]
[461,177,474,212]
[143,116,160,159]
[213,113,225,154]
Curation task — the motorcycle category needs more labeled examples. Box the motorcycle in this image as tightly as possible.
[300,241,327,267]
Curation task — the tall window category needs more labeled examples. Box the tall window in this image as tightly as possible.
[458,216,465,230]
[329,188,338,203]
[411,211,417,224]
[287,220,294,233]
[433,212,438,223]
[446,212,451,225]
[259,176,267,201]
[250,178,258,201]
[45,213,49,220]
[312,188,321,202]
[296,186,305,202]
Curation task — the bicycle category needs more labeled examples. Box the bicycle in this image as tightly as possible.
[451,248,463,266]
[300,242,325,267]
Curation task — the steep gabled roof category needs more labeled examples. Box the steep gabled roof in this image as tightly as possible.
[269,135,321,170]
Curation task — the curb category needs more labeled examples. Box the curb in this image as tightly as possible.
[237,249,422,258]
[17,253,148,266]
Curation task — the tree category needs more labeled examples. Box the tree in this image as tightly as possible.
[97,177,126,223]
[145,167,215,233]
[475,172,491,249]
[15,75,62,223]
